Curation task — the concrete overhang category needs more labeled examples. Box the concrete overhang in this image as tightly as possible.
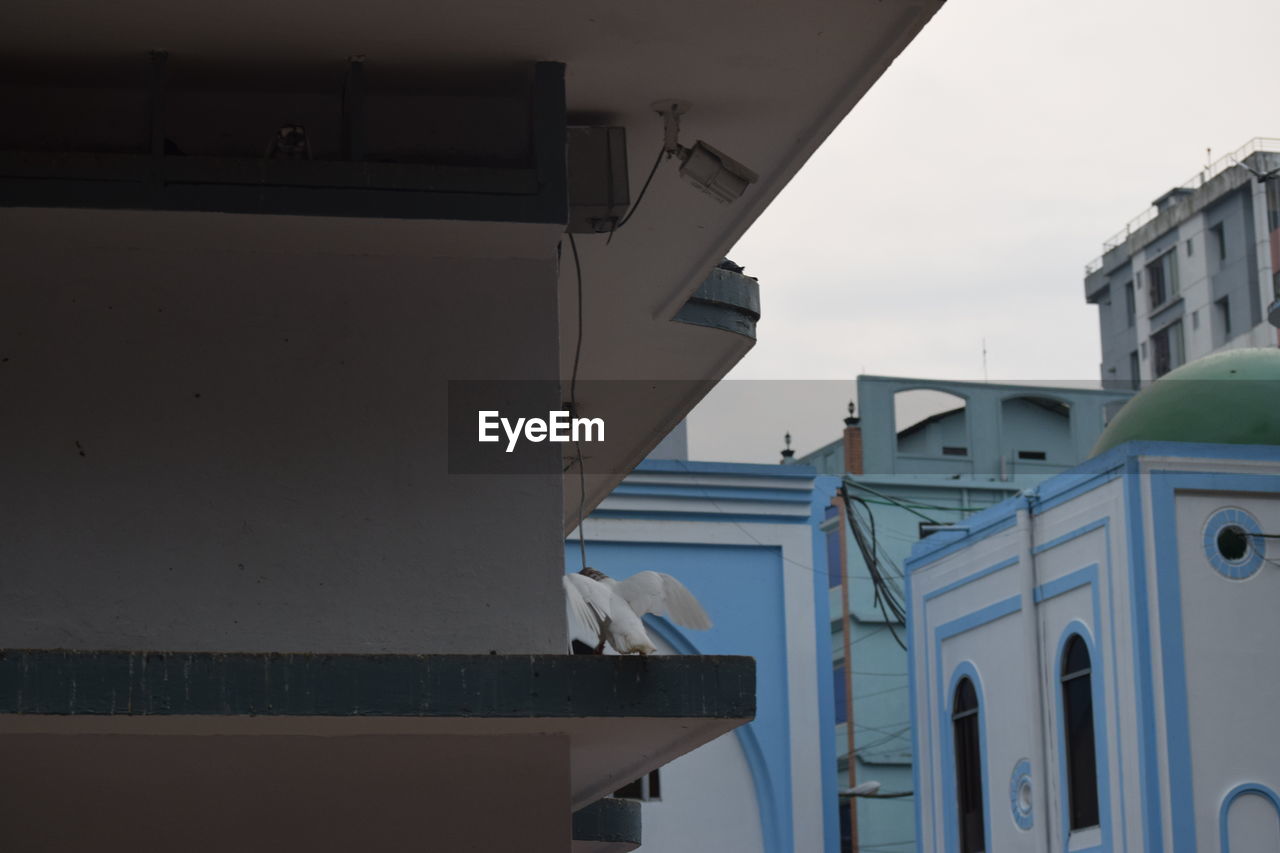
[0,650,753,813]
[1,0,943,524]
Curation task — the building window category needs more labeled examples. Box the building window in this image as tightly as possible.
[941,446,968,457]
[1210,223,1226,261]
[1017,450,1046,460]
[1217,296,1232,342]
[1124,281,1135,327]
[1186,238,1193,256]
[1151,320,1184,377]
[614,769,661,801]
[1129,350,1140,390]
[1146,249,1179,310]
[1061,635,1100,830]
[1191,309,1199,330]
[952,677,985,853]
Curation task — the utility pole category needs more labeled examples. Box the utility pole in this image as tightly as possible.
[838,495,860,853]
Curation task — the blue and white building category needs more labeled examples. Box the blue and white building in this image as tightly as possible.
[906,382,1280,853]
[569,455,843,853]
[797,375,1133,853]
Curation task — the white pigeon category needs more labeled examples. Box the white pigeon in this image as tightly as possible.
[563,567,713,655]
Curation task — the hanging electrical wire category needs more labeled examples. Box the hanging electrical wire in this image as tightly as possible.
[566,231,587,571]
[843,478,944,524]
[839,483,908,649]
[606,144,666,245]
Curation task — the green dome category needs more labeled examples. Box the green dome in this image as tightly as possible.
[1091,348,1280,457]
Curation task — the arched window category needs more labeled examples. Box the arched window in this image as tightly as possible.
[1061,635,1100,829]
[952,677,985,853]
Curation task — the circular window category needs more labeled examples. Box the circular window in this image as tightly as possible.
[1217,525,1250,561]
[1203,508,1264,580]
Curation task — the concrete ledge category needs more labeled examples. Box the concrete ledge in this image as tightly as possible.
[0,650,753,719]
[572,798,642,853]
[0,650,755,809]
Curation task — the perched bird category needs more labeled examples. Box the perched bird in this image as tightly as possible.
[563,567,712,655]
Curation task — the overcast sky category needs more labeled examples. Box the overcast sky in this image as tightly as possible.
[687,0,1280,463]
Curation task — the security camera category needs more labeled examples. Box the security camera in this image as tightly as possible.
[677,140,759,204]
[654,101,759,205]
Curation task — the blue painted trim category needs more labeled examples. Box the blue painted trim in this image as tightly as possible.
[1034,563,1100,604]
[1201,507,1264,579]
[907,562,925,853]
[907,516,1019,573]
[1123,456,1163,853]
[589,510,810,525]
[1102,522,1130,851]
[939,662,992,853]
[1035,467,1126,514]
[610,483,813,503]
[1219,783,1280,853]
[647,617,786,853]
[812,476,842,853]
[906,440,1280,570]
[636,459,817,478]
[933,598,1020,853]
[1032,519,1108,555]
[1052,619,1113,853]
[1148,470,1280,853]
[936,595,1023,642]
[1010,757,1034,830]
[922,556,1019,603]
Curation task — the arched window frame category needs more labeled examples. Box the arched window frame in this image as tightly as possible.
[1054,622,1110,846]
[944,663,989,853]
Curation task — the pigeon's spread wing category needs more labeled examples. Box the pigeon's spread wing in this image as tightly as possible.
[613,571,712,630]
[564,575,610,646]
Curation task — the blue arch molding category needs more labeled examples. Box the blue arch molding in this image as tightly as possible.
[1050,619,1113,853]
[940,661,993,853]
[646,617,784,853]
[1219,783,1280,853]
[932,599,1019,853]
[1202,507,1264,579]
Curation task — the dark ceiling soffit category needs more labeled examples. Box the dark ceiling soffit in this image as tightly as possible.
[0,61,567,225]
[0,650,755,720]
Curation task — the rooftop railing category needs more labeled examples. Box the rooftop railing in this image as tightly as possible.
[1084,137,1280,275]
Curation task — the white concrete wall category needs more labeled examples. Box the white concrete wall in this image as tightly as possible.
[1170,488,1280,851]
[0,212,567,654]
[640,636,766,853]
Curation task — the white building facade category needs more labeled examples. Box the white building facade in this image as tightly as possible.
[571,459,841,853]
[905,440,1280,853]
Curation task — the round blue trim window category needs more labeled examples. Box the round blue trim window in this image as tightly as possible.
[1009,758,1033,830]
[1203,508,1264,580]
